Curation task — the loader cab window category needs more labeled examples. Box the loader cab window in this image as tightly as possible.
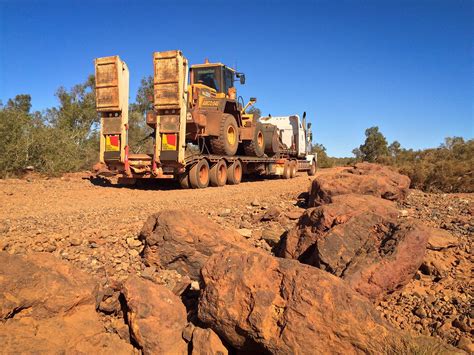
[223,67,234,94]
[193,67,220,91]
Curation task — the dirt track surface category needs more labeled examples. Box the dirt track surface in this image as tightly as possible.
[0,171,322,236]
[0,170,339,281]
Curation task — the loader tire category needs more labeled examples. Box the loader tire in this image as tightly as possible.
[210,159,227,187]
[189,159,210,189]
[227,160,242,185]
[243,122,265,157]
[209,114,239,156]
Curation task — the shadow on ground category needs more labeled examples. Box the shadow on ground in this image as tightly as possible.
[88,174,287,191]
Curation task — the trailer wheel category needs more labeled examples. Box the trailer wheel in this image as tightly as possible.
[210,114,239,156]
[282,160,291,179]
[290,160,297,178]
[227,160,242,185]
[178,172,190,189]
[243,122,265,157]
[189,159,210,189]
[308,160,317,176]
[210,160,227,187]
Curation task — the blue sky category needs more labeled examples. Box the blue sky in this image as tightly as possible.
[0,0,472,156]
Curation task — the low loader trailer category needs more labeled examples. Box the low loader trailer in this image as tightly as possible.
[94,51,317,189]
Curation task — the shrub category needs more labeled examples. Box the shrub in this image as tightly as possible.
[351,127,473,193]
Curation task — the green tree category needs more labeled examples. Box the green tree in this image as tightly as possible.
[442,136,464,149]
[0,98,34,176]
[352,147,362,160]
[128,76,154,153]
[388,140,401,158]
[6,94,32,113]
[311,143,333,168]
[357,126,389,162]
[128,110,153,153]
[46,74,97,135]
[132,76,154,114]
[33,76,99,174]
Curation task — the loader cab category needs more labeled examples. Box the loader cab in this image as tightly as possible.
[190,63,243,97]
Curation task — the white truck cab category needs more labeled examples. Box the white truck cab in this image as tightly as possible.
[260,113,312,158]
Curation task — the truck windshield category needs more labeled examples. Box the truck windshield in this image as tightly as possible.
[193,67,220,91]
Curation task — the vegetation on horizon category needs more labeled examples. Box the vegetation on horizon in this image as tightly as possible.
[312,127,473,193]
[0,75,155,178]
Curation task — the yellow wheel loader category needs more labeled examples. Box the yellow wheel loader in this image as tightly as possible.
[147,50,264,157]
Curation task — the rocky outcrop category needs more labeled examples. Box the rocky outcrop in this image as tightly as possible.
[122,276,188,355]
[277,195,429,300]
[198,249,449,354]
[0,251,134,354]
[340,220,431,300]
[139,210,249,280]
[277,194,399,260]
[308,163,411,207]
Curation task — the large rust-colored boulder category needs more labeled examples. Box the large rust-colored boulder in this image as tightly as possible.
[0,251,97,319]
[277,195,429,300]
[277,194,399,261]
[198,249,447,354]
[0,252,134,354]
[335,220,430,300]
[308,163,410,206]
[191,327,228,355]
[122,276,188,355]
[140,210,249,279]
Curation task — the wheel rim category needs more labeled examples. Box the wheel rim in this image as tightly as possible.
[199,164,208,185]
[227,126,236,146]
[257,132,264,148]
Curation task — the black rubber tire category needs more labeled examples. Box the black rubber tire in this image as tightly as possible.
[243,122,265,157]
[189,159,210,189]
[210,160,227,187]
[290,160,297,178]
[178,172,190,189]
[262,124,280,156]
[308,160,317,176]
[209,114,239,156]
[282,160,291,179]
[227,160,242,185]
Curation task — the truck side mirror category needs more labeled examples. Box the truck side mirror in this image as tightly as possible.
[303,111,306,119]
[307,122,312,129]
[240,74,246,85]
